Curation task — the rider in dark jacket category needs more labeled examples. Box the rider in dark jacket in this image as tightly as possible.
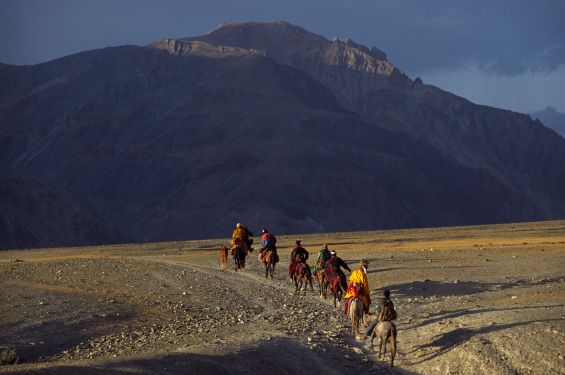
[288,240,309,279]
[364,289,397,339]
[326,250,351,291]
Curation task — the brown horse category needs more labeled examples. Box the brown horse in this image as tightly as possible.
[348,297,364,338]
[313,267,329,298]
[260,249,278,278]
[369,321,397,367]
[219,245,228,272]
[326,271,344,308]
[231,244,246,271]
[291,262,313,295]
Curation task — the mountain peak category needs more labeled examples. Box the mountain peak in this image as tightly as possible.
[202,21,389,61]
[180,21,404,111]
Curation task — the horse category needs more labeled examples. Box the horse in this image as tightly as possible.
[326,271,344,308]
[260,249,277,278]
[348,297,364,338]
[231,244,246,271]
[369,321,397,367]
[291,262,314,295]
[219,244,228,272]
[313,267,329,298]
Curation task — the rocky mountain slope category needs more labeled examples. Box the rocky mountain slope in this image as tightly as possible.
[191,22,565,215]
[1,21,564,248]
[531,106,565,137]
[0,169,124,249]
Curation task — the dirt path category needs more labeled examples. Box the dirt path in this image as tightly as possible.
[1,220,564,374]
[0,253,401,375]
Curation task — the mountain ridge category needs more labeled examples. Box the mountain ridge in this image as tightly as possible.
[1,21,564,249]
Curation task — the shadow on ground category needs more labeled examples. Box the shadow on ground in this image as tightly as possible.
[4,337,422,375]
[403,314,562,365]
[374,279,516,298]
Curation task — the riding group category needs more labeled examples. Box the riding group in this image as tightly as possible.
[219,223,398,366]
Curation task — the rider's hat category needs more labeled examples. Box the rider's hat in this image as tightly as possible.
[330,250,336,255]
[360,259,369,268]
[295,239,301,244]
[236,223,242,228]
[262,228,268,234]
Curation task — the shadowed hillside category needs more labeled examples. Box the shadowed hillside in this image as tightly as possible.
[1,22,565,248]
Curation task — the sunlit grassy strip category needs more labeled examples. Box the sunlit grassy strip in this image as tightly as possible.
[1,220,563,261]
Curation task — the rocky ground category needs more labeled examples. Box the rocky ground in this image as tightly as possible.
[1,221,564,374]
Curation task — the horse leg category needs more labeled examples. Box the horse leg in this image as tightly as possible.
[272,261,276,278]
[378,334,384,359]
[269,261,273,278]
[390,330,396,367]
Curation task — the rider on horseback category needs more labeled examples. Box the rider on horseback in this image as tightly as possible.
[259,229,278,262]
[261,229,277,251]
[288,239,309,280]
[364,289,397,339]
[231,223,253,253]
[326,250,351,291]
[344,259,371,314]
[314,244,332,271]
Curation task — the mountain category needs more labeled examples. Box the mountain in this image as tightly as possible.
[0,169,125,249]
[531,107,565,137]
[190,22,565,210]
[1,21,564,249]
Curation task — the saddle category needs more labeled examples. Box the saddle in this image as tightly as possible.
[259,248,279,263]
[346,283,363,298]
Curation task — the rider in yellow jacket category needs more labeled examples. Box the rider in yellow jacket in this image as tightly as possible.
[344,259,371,313]
[231,223,253,252]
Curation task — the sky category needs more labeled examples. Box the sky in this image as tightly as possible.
[1,0,564,113]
